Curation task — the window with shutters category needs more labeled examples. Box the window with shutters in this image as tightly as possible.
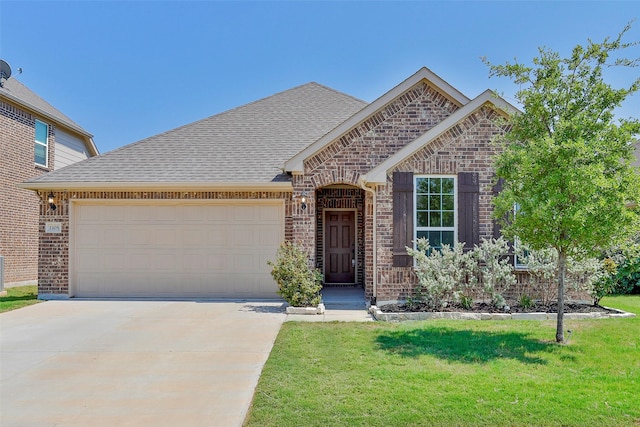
[414,176,457,251]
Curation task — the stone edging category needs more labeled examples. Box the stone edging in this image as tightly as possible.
[369,305,636,322]
[285,303,326,315]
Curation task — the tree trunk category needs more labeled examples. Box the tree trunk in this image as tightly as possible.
[556,250,567,343]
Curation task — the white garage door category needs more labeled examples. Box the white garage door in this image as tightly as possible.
[72,201,284,298]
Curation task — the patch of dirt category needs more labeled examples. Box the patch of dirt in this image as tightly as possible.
[379,301,617,314]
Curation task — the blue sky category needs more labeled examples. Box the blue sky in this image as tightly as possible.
[1,1,638,154]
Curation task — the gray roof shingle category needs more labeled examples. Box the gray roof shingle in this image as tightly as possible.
[1,78,92,137]
[26,82,366,185]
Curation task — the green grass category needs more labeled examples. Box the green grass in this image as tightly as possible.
[0,285,40,313]
[245,295,640,427]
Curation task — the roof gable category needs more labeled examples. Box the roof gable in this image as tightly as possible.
[362,90,517,185]
[284,67,470,172]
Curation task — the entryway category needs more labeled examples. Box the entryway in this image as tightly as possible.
[321,286,366,310]
[324,210,356,284]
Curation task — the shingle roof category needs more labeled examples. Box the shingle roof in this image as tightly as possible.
[25,82,366,186]
[0,78,92,138]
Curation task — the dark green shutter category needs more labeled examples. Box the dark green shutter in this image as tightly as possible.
[393,171,414,267]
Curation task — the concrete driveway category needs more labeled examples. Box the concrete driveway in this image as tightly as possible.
[1,300,286,426]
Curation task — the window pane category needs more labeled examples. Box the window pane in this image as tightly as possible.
[442,231,455,247]
[429,211,441,227]
[416,178,429,194]
[417,212,428,227]
[442,195,454,211]
[429,231,442,248]
[35,144,47,165]
[429,178,440,194]
[417,195,429,210]
[429,195,440,211]
[441,178,454,194]
[442,211,454,227]
[35,121,48,143]
[417,231,429,241]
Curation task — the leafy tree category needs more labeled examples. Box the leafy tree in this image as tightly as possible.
[485,23,640,342]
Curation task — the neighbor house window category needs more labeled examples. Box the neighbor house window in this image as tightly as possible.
[415,176,456,251]
[513,204,529,269]
[34,119,49,167]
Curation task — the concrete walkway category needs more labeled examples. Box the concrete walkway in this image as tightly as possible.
[1,300,285,427]
[285,287,373,322]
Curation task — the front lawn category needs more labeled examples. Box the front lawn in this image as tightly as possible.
[245,296,640,427]
[0,285,40,313]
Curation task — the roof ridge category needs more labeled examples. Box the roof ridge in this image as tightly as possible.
[100,82,365,156]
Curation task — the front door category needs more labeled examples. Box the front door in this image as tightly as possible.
[324,211,355,284]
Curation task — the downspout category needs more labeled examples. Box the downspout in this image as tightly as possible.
[358,177,377,305]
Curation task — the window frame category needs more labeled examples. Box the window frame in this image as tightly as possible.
[512,203,529,270]
[34,119,49,167]
[413,174,458,252]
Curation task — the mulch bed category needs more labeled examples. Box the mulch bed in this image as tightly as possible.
[379,301,616,314]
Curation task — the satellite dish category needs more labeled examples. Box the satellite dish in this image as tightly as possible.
[0,60,11,80]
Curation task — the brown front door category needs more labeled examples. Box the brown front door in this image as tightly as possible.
[324,211,355,284]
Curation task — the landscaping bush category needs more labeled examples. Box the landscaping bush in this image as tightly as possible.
[268,241,322,307]
[406,237,514,309]
[406,239,470,309]
[470,237,516,308]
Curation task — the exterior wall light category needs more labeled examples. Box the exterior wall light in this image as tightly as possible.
[301,192,308,210]
[47,192,57,211]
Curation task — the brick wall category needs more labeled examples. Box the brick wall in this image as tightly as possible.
[1,100,55,284]
[293,79,509,303]
[292,81,460,295]
[315,187,365,285]
[376,105,507,302]
[36,190,292,296]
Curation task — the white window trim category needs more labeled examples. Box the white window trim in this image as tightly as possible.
[413,174,458,251]
[35,119,49,167]
[512,204,528,270]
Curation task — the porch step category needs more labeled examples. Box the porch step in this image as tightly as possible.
[321,287,367,310]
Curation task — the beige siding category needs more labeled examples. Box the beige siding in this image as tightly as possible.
[54,129,88,170]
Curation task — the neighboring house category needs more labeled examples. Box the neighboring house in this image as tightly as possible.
[1,74,98,286]
[21,67,516,303]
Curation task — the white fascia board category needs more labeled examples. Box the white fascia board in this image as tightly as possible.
[17,181,293,192]
[364,90,517,185]
[284,67,471,173]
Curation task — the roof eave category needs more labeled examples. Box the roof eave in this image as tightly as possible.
[0,91,95,144]
[284,67,472,173]
[365,90,517,185]
[17,181,293,192]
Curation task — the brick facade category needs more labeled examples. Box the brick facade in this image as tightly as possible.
[293,82,509,303]
[36,190,293,296]
[377,105,507,302]
[32,74,513,302]
[1,100,55,284]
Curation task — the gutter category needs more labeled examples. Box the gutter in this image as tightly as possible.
[358,176,378,305]
[16,181,294,192]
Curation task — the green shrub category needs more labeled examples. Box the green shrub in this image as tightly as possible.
[268,241,322,307]
[518,294,533,309]
[406,239,470,309]
[471,237,515,308]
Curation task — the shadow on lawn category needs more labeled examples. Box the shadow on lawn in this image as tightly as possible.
[0,294,37,303]
[376,326,564,364]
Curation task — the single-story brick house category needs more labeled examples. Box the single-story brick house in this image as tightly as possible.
[21,67,516,303]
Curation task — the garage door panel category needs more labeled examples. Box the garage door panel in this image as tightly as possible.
[74,202,283,298]
[206,205,230,222]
